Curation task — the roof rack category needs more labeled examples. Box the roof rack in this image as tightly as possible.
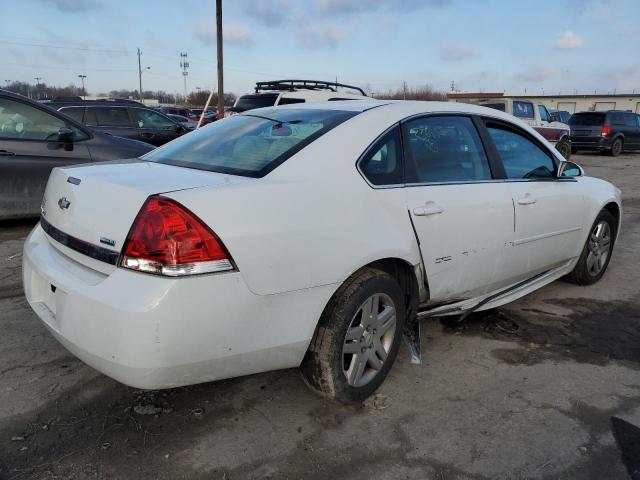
[254,79,367,96]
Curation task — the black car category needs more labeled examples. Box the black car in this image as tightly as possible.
[549,109,572,124]
[53,101,188,147]
[570,110,640,156]
[0,90,153,219]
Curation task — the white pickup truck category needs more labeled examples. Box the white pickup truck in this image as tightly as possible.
[470,98,572,159]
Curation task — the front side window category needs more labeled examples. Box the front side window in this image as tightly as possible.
[132,109,176,129]
[359,127,402,186]
[513,101,535,119]
[144,108,357,177]
[538,105,549,122]
[92,107,132,127]
[405,116,491,183]
[487,125,555,179]
[60,107,85,123]
[0,98,81,140]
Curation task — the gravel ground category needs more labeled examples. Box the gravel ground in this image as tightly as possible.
[0,152,639,480]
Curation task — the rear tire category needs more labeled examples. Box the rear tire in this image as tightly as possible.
[556,138,571,159]
[608,138,623,157]
[301,268,406,403]
[565,210,616,285]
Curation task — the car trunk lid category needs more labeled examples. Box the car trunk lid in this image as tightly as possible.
[40,159,240,274]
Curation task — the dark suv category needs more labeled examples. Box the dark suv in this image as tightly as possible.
[0,90,153,219]
[54,102,188,146]
[569,110,640,156]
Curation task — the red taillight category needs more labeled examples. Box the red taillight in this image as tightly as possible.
[121,196,233,276]
[601,125,611,137]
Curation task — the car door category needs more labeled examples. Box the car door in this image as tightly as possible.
[85,106,138,141]
[0,96,91,218]
[624,113,640,148]
[402,115,516,301]
[483,120,584,277]
[130,108,183,146]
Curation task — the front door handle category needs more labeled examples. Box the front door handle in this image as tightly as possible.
[0,150,15,157]
[413,201,445,217]
[517,193,537,205]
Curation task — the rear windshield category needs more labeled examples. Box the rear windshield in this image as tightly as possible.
[569,113,605,126]
[481,103,506,112]
[143,108,357,177]
[234,95,278,112]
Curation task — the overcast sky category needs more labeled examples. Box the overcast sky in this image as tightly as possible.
[3,0,639,96]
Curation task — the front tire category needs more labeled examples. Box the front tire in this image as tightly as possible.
[301,268,406,403]
[556,138,571,159]
[566,210,616,285]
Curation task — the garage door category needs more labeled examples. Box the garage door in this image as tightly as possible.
[557,102,576,113]
[595,102,616,111]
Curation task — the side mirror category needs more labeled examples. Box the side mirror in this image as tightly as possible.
[58,127,74,143]
[558,161,583,178]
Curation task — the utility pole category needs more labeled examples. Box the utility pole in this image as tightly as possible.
[402,81,407,100]
[180,52,189,103]
[216,0,224,117]
[450,80,456,92]
[78,74,87,99]
[34,77,42,99]
[137,48,144,103]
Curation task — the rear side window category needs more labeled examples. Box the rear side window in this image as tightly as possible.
[92,107,132,127]
[624,113,637,127]
[487,125,555,180]
[569,113,605,126]
[278,98,305,105]
[404,116,491,183]
[611,112,626,125]
[144,108,357,177]
[131,109,176,129]
[513,101,534,119]
[359,127,403,186]
[60,107,85,123]
[234,95,278,112]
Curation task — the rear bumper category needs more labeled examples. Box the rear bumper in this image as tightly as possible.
[23,224,333,389]
[570,136,611,150]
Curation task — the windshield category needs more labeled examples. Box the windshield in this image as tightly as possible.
[569,113,606,126]
[234,95,278,112]
[143,108,358,177]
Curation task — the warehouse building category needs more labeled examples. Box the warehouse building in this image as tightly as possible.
[448,93,640,114]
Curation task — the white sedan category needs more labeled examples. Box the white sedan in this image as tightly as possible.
[23,101,621,402]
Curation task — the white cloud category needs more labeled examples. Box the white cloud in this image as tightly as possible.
[440,42,481,61]
[193,23,252,46]
[314,0,450,15]
[555,31,582,49]
[36,0,105,11]
[244,0,289,27]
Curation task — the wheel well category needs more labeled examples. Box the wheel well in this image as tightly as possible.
[604,202,620,233]
[366,258,422,319]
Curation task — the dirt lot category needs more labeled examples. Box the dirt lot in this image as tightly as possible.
[1,152,639,480]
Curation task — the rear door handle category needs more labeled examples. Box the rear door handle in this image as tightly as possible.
[413,201,445,217]
[0,150,15,157]
[517,193,537,205]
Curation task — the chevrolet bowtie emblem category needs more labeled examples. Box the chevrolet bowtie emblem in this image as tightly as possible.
[58,197,71,210]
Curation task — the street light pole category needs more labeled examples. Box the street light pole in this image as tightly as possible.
[216,0,224,117]
[137,48,144,103]
[78,74,87,99]
[34,77,42,99]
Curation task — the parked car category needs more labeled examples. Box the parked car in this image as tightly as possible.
[23,101,621,402]
[54,102,189,146]
[167,114,198,130]
[0,90,153,220]
[233,79,372,113]
[549,109,572,124]
[159,106,196,119]
[569,110,640,156]
[472,98,572,159]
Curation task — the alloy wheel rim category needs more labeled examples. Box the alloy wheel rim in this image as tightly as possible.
[586,221,611,276]
[342,293,397,387]
[613,140,622,155]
